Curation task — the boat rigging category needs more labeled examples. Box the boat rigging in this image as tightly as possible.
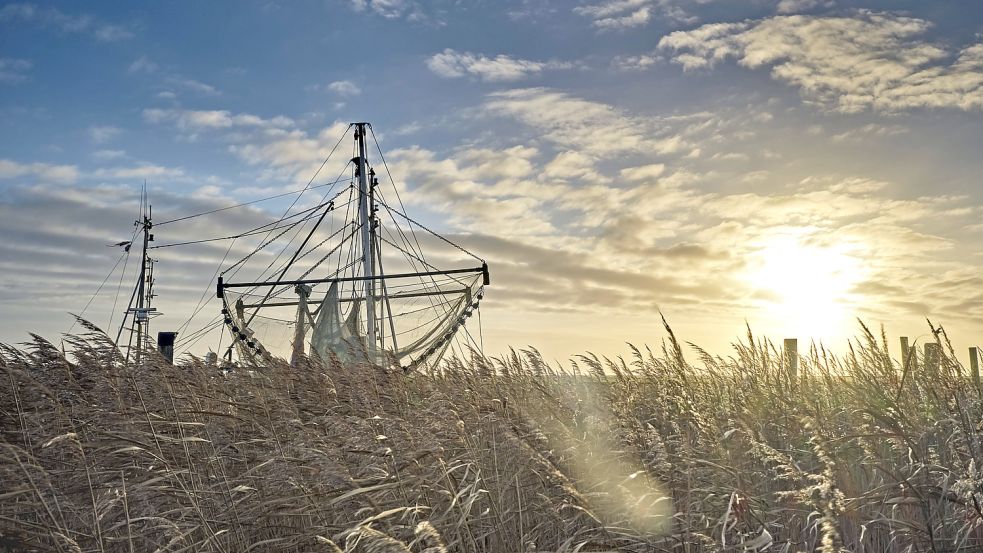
[97,122,489,371]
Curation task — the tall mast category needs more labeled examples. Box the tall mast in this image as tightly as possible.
[134,209,150,362]
[355,123,377,353]
[124,185,157,364]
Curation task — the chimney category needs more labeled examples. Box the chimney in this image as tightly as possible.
[157,331,177,364]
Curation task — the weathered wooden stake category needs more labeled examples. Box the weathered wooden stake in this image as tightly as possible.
[900,336,917,370]
[784,338,798,380]
[924,343,941,374]
[970,347,980,392]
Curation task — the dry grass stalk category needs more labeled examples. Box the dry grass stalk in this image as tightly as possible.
[1,320,982,552]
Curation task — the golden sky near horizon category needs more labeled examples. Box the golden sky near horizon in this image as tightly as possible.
[1,1,982,362]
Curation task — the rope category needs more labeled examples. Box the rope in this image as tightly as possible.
[173,236,239,342]
[66,247,128,335]
[227,127,354,284]
[150,200,332,249]
[155,175,351,226]
[376,196,484,262]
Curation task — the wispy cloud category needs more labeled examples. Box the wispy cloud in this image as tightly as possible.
[92,149,127,161]
[484,88,686,156]
[143,108,294,131]
[620,163,665,181]
[0,3,134,42]
[0,159,79,184]
[427,49,574,82]
[325,80,361,96]
[89,125,122,144]
[0,57,31,83]
[128,55,158,74]
[165,76,220,96]
[574,0,696,30]
[91,164,185,180]
[775,0,835,14]
[349,0,434,24]
[658,11,983,112]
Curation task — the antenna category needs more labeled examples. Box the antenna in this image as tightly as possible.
[120,181,161,363]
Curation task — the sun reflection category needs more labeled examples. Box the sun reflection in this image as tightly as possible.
[744,229,866,341]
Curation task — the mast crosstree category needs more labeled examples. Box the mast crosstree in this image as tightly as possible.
[116,185,162,363]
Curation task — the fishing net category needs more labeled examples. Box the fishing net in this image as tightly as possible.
[222,271,483,370]
[214,123,488,370]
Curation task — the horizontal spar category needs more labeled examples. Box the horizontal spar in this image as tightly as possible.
[218,263,488,297]
[240,287,471,308]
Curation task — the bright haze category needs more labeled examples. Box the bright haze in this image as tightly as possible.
[1,1,982,361]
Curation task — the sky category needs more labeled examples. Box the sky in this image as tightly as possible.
[1,0,982,363]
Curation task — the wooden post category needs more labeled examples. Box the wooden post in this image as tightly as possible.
[784,338,798,380]
[924,343,941,374]
[900,337,917,370]
[970,347,980,392]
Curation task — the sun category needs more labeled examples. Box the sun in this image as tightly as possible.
[744,229,865,342]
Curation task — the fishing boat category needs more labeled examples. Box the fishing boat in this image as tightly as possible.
[112,122,489,371]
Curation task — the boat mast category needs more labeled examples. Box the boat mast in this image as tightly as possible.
[134,209,150,362]
[355,123,377,353]
[122,187,157,364]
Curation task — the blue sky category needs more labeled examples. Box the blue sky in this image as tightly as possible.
[2,0,983,360]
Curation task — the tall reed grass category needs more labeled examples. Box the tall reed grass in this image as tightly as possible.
[2,318,982,552]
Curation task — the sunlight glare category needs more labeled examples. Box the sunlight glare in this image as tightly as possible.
[745,229,865,341]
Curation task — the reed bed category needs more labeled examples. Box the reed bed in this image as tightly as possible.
[2,319,983,552]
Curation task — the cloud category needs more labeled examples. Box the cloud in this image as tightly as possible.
[93,24,132,41]
[0,3,134,41]
[165,76,220,96]
[775,0,834,14]
[0,57,31,83]
[89,125,122,144]
[543,151,608,183]
[658,11,983,112]
[91,164,185,180]
[427,49,573,82]
[227,121,352,182]
[612,53,661,71]
[128,55,158,74]
[574,0,696,30]
[0,183,304,344]
[831,123,908,142]
[484,88,686,156]
[93,150,127,161]
[0,159,79,184]
[349,0,433,24]
[620,163,665,181]
[325,80,361,96]
[143,108,295,131]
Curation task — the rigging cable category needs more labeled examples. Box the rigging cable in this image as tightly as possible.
[66,246,129,335]
[234,168,352,290]
[170,190,351,350]
[365,135,475,348]
[155,175,352,226]
[107,246,132,334]
[375,196,484,262]
[173,236,240,351]
[150,200,334,249]
[227,126,354,284]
